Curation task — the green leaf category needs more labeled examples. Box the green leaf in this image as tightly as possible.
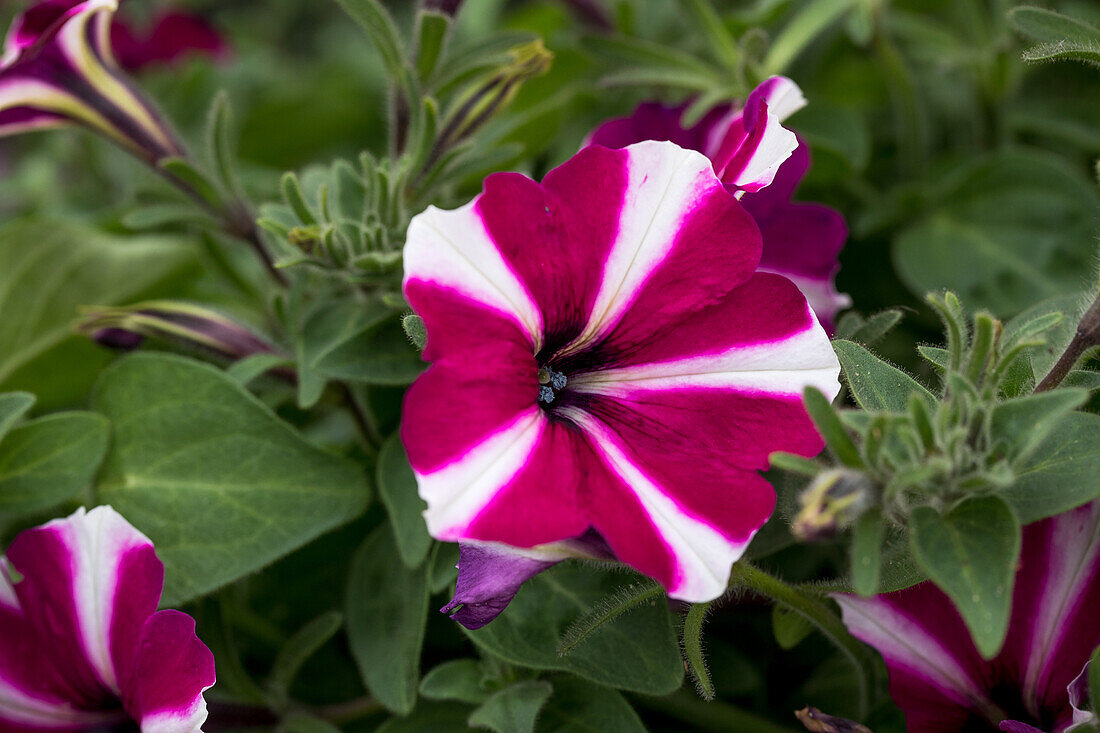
[910,496,1021,658]
[802,387,864,468]
[468,680,553,733]
[764,0,858,73]
[159,157,226,211]
[205,91,243,197]
[280,173,317,226]
[893,150,1100,317]
[842,310,904,346]
[377,435,431,568]
[990,389,1088,465]
[268,611,344,704]
[0,220,193,409]
[0,412,109,518]
[346,524,429,714]
[1009,7,1100,66]
[678,0,741,69]
[121,204,214,230]
[1022,40,1100,66]
[298,301,423,408]
[465,566,683,694]
[225,354,293,387]
[277,715,342,733]
[1004,412,1100,523]
[537,677,646,733]
[375,703,471,733]
[93,353,369,605]
[0,392,35,443]
[1004,294,1086,384]
[332,0,407,82]
[918,345,950,371]
[415,11,450,82]
[850,508,884,597]
[833,340,935,412]
[771,605,813,650]
[420,659,491,705]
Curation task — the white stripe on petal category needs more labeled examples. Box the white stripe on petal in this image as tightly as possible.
[564,410,750,603]
[48,506,154,694]
[0,677,120,730]
[418,408,544,540]
[562,141,719,355]
[724,108,799,193]
[756,76,807,122]
[570,314,840,400]
[1021,502,1100,717]
[833,594,994,712]
[140,699,208,733]
[404,201,543,346]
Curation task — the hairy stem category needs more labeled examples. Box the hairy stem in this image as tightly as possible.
[1035,292,1100,392]
[728,562,874,720]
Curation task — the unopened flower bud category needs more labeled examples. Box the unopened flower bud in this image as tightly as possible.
[795,706,872,733]
[792,469,875,542]
[77,301,287,374]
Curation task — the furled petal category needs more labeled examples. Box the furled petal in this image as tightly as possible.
[706,77,804,193]
[110,11,227,72]
[441,542,563,630]
[5,506,163,704]
[122,610,215,733]
[833,584,1007,730]
[1003,501,1100,722]
[1066,662,1095,731]
[0,0,182,161]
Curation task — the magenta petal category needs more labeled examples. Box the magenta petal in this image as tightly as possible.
[111,11,227,72]
[1000,722,1047,733]
[441,543,560,630]
[585,100,732,154]
[122,610,215,733]
[3,0,84,61]
[401,283,538,476]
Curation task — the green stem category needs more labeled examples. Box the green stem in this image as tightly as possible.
[634,688,797,733]
[728,562,874,720]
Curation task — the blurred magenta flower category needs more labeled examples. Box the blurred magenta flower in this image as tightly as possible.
[0,506,215,731]
[588,77,851,331]
[835,501,1100,732]
[111,10,227,72]
[0,0,184,162]
[402,140,840,627]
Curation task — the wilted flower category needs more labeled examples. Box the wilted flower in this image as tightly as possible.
[0,506,215,731]
[835,500,1100,732]
[587,77,851,331]
[792,468,876,541]
[0,0,184,162]
[111,10,228,72]
[402,140,840,627]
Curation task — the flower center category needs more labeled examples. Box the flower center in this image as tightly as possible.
[537,366,568,404]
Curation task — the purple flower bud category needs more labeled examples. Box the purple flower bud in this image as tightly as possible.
[110,10,229,73]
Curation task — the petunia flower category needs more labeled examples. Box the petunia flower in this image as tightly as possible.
[587,77,851,331]
[835,500,1100,732]
[0,505,215,732]
[110,10,228,73]
[401,140,841,627]
[0,0,185,163]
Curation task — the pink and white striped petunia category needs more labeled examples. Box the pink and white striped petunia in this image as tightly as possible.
[587,77,851,332]
[401,140,841,625]
[0,0,184,162]
[835,500,1100,732]
[0,506,215,732]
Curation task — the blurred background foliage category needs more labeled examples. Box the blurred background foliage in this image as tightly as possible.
[1,0,1098,730]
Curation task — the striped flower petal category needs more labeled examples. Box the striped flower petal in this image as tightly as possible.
[0,0,183,162]
[403,140,839,612]
[585,80,849,333]
[836,499,1100,732]
[0,507,214,732]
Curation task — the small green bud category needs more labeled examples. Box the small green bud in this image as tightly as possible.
[288,225,324,253]
[792,469,876,542]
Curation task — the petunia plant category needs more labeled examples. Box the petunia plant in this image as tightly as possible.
[0,0,1099,732]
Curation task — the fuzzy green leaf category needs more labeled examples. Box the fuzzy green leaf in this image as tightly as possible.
[910,496,1021,658]
[537,677,646,733]
[682,602,714,700]
[0,392,35,444]
[377,435,431,568]
[850,508,885,597]
[0,412,109,519]
[833,340,935,412]
[1004,412,1100,524]
[803,387,864,468]
[771,605,813,650]
[990,389,1087,465]
[465,566,683,694]
[420,659,491,705]
[346,524,429,714]
[468,680,552,733]
[93,353,370,605]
